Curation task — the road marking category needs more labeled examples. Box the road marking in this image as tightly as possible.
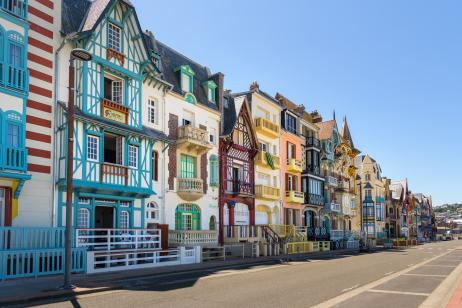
[341,284,359,293]
[408,264,414,266]
[311,249,454,308]
[422,264,456,268]
[383,271,394,276]
[403,273,447,278]
[367,289,430,296]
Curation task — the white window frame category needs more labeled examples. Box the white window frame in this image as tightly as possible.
[77,208,90,228]
[87,135,99,161]
[146,202,160,221]
[148,99,158,125]
[120,211,129,229]
[181,73,191,92]
[128,145,138,168]
[209,127,217,145]
[108,23,121,52]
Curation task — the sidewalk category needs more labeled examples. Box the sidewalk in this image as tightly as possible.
[446,268,462,308]
[0,248,361,306]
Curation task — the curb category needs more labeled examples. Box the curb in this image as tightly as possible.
[0,248,361,306]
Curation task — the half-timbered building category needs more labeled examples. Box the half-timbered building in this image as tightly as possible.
[56,0,171,228]
[219,93,259,244]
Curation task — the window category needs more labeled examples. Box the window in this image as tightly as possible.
[365,174,371,181]
[180,154,196,178]
[209,155,218,186]
[87,135,99,161]
[77,208,90,228]
[209,127,217,145]
[9,43,22,67]
[286,174,298,191]
[365,189,372,198]
[208,87,215,103]
[287,142,296,161]
[181,73,191,92]
[148,99,157,125]
[152,151,159,181]
[145,202,159,221]
[286,113,297,134]
[209,216,216,230]
[7,124,19,147]
[309,178,323,195]
[108,23,121,52]
[182,110,194,127]
[104,75,123,104]
[259,142,268,153]
[175,204,200,230]
[103,133,123,164]
[119,211,129,229]
[128,145,138,168]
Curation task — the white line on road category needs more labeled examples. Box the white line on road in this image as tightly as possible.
[403,273,447,278]
[422,264,456,268]
[383,271,394,276]
[341,284,359,293]
[408,264,414,266]
[367,289,430,297]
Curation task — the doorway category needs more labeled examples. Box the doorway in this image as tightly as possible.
[95,206,114,228]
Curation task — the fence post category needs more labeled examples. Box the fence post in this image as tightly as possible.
[196,246,202,263]
[86,251,94,274]
[179,246,185,264]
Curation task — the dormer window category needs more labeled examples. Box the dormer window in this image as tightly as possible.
[108,23,121,52]
[151,52,161,70]
[175,65,195,93]
[203,80,217,103]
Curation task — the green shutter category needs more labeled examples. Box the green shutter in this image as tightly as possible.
[210,155,218,186]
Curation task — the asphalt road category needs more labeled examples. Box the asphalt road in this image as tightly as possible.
[26,240,462,308]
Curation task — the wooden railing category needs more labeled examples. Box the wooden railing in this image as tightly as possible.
[255,185,280,200]
[223,225,260,242]
[1,146,27,171]
[254,117,280,136]
[255,151,280,169]
[269,224,295,238]
[285,190,304,203]
[168,230,218,246]
[286,158,302,173]
[101,163,129,186]
[0,0,27,19]
[106,48,125,65]
[0,227,65,250]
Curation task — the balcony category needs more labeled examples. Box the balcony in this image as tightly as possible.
[168,230,218,247]
[325,176,338,187]
[307,193,324,206]
[177,125,212,156]
[285,191,304,204]
[176,178,204,201]
[286,158,302,173]
[0,146,27,172]
[255,117,280,139]
[325,202,341,213]
[255,151,280,170]
[255,185,280,201]
[223,225,261,243]
[342,203,353,216]
[306,164,321,176]
[306,137,320,149]
[100,163,129,186]
[0,64,29,92]
[0,0,27,19]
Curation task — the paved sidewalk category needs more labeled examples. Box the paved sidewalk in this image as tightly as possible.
[0,248,361,306]
[446,271,462,308]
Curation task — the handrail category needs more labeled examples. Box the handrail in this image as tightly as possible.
[255,117,280,134]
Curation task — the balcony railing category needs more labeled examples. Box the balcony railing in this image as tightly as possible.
[0,64,29,92]
[325,176,338,187]
[0,0,27,19]
[307,193,324,206]
[286,158,302,173]
[306,164,321,175]
[100,163,129,186]
[255,151,280,170]
[223,225,260,243]
[255,117,280,139]
[307,227,329,240]
[176,178,204,201]
[168,230,218,247]
[255,185,280,200]
[285,191,304,204]
[0,146,27,172]
[330,230,345,241]
[306,137,320,149]
[177,125,212,156]
[325,202,341,213]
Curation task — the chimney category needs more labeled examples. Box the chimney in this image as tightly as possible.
[311,110,323,123]
[249,81,259,91]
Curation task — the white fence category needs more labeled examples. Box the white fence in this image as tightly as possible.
[75,228,161,251]
[86,246,201,274]
[169,230,218,247]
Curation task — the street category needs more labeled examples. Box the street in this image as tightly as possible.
[23,240,462,308]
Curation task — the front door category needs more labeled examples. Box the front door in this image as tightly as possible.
[95,206,114,228]
[0,189,5,227]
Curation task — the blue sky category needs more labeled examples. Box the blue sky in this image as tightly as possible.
[134,0,462,206]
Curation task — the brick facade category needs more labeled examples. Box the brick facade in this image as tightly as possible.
[168,113,178,190]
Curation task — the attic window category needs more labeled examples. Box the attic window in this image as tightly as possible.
[151,52,161,70]
[108,23,121,52]
[203,80,217,103]
[175,65,195,93]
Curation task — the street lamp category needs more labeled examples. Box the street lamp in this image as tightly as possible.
[63,48,92,290]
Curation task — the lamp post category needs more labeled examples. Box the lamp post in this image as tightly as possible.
[63,48,92,290]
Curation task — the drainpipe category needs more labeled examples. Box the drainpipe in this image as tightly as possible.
[161,90,167,225]
[51,37,67,227]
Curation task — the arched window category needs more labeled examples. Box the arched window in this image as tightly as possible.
[145,201,159,221]
[7,31,25,90]
[77,208,90,228]
[119,211,129,229]
[209,215,216,230]
[175,204,200,231]
[209,155,218,187]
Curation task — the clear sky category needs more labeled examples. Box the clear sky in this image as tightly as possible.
[133,0,462,206]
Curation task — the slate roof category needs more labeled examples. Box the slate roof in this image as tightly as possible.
[61,0,92,35]
[316,120,336,140]
[221,93,237,136]
[341,116,354,148]
[155,41,220,112]
[58,101,172,143]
